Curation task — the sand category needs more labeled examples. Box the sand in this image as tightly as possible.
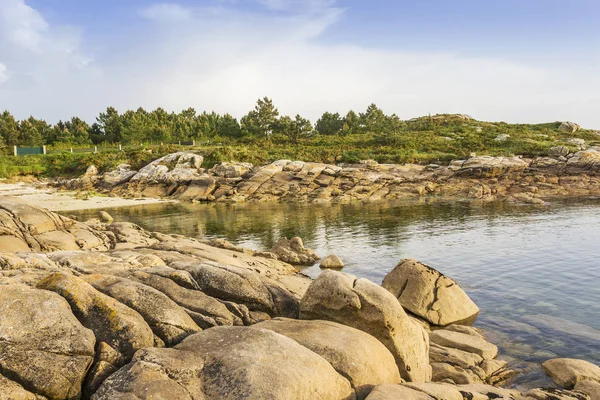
[0,182,174,212]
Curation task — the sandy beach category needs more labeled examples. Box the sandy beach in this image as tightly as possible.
[0,181,174,212]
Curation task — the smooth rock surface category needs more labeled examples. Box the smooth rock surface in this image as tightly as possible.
[94,326,355,400]
[382,259,479,326]
[255,318,401,399]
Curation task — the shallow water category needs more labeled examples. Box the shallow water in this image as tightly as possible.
[69,199,600,389]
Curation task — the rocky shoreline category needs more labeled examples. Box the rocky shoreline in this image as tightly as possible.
[56,147,600,206]
[0,197,598,399]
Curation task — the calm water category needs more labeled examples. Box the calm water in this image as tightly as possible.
[69,199,600,389]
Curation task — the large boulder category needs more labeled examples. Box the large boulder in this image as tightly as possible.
[270,236,320,265]
[105,222,160,247]
[559,121,581,133]
[300,270,431,382]
[382,259,479,326]
[129,152,204,185]
[93,326,355,400]
[0,284,96,400]
[83,274,201,346]
[170,259,300,318]
[130,271,241,328]
[549,146,570,158]
[99,164,136,188]
[37,272,155,395]
[255,318,401,399]
[0,197,113,252]
[542,358,600,389]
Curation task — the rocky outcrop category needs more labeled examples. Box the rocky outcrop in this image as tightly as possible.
[382,259,479,326]
[1,197,599,399]
[300,270,431,382]
[58,150,600,205]
[0,197,113,252]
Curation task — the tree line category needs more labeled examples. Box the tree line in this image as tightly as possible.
[0,97,405,148]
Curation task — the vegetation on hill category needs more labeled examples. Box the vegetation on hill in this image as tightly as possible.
[0,98,598,179]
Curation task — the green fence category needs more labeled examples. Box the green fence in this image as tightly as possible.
[15,146,45,156]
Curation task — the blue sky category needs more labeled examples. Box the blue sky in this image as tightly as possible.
[2,0,600,126]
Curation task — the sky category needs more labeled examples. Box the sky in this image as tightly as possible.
[1,0,599,127]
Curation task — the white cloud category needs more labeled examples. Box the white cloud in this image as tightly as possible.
[141,3,194,23]
[1,0,599,128]
[255,0,338,13]
[0,0,48,52]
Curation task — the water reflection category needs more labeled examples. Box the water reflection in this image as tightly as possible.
[68,198,600,389]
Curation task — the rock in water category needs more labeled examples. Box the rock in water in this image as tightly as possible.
[254,318,401,399]
[270,236,320,265]
[0,285,96,400]
[300,270,431,382]
[382,259,479,326]
[93,326,355,400]
[98,211,114,224]
[542,358,600,389]
[320,254,345,269]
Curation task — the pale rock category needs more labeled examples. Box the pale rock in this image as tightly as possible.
[382,259,479,326]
